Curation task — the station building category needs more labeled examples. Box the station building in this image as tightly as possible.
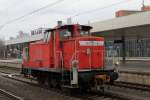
[4,6,150,62]
[91,6,150,60]
[4,28,46,58]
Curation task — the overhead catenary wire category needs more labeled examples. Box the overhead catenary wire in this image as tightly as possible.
[0,0,65,28]
[60,0,131,23]
[0,0,132,31]
[3,0,131,26]
[71,0,131,18]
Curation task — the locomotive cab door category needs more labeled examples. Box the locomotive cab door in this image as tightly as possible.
[59,26,79,87]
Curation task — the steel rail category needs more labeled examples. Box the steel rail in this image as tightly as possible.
[0,88,24,100]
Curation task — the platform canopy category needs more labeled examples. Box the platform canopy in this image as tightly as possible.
[5,34,44,45]
[91,11,150,40]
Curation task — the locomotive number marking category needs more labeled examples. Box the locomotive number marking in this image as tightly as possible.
[79,41,104,46]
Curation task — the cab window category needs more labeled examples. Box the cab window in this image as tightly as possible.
[80,30,89,36]
[23,47,29,60]
[79,26,90,36]
[60,29,72,39]
[44,31,51,42]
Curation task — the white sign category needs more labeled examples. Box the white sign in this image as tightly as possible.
[79,41,104,46]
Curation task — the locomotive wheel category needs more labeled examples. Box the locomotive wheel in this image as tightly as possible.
[48,78,52,88]
[37,76,45,85]
[51,79,57,88]
[48,78,57,88]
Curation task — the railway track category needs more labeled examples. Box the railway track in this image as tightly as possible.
[0,72,78,100]
[0,71,121,100]
[104,81,150,100]
[0,66,21,74]
[114,81,150,91]
[0,88,24,100]
[0,67,150,100]
[0,72,144,100]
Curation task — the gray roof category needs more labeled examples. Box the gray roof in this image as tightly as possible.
[91,11,150,32]
[5,34,44,45]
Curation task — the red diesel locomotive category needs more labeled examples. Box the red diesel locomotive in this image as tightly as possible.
[22,23,118,89]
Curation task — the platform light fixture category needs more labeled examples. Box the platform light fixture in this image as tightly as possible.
[142,0,145,11]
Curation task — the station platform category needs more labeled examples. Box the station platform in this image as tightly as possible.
[0,59,22,69]
[105,57,150,73]
[0,59,22,63]
[0,58,150,72]
[123,57,150,62]
[119,61,150,73]
[117,60,150,86]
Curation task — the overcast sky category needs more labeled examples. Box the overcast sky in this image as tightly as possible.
[0,0,150,40]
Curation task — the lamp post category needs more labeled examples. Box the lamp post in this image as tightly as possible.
[142,0,145,11]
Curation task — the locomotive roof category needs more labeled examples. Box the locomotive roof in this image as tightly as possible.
[45,24,92,32]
